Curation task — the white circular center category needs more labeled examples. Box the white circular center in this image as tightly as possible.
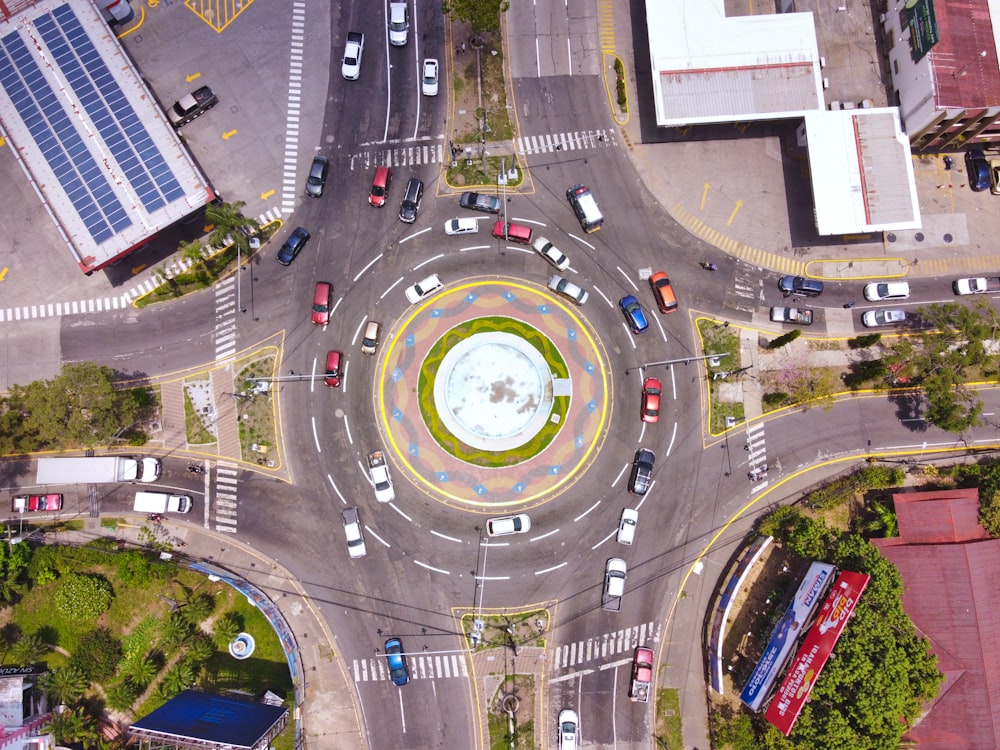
[433,332,555,451]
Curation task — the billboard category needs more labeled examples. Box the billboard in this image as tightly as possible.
[903,0,939,63]
[764,571,871,736]
[740,561,834,711]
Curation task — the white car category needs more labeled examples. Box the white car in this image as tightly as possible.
[388,2,409,46]
[342,507,367,558]
[547,275,589,305]
[486,513,531,537]
[617,508,638,545]
[422,58,439,96]
[405,274,444,304]
[863,281,909,301]
[557,709,579,749]
[532,236,569,271]
[862,309,907,328]
[444,217,479,235]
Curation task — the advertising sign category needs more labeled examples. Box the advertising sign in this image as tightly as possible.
[739,561,834,711]
[903,0,939,63]
[764,571,870,736]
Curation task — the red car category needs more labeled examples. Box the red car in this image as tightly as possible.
[641,378,661,423]
[12,494,63,512]
[648,271,678,313]
[324,350,343,387]
[311,282,333,326]
[492,220,533,244]
[369,166,392,207]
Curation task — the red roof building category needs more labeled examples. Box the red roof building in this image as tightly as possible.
[871,487,1000,750]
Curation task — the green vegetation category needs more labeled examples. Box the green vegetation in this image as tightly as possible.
[184,380,217,445]
[699,319,745,434]
[487,675,535,750]
[417,317,569,466]
[0,362,155,453]
[442,0,506,34]
[760,364,838,412]
[654,688,683,749]
[235,354,278,464]
[614,57,627,113]
[766,329,801,350]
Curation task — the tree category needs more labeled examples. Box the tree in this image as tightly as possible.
[160,662,195,697]
[41,665,89,706]
[160,612,194,650]
[441,0,506,33]
[185,634,215,665]
[213,611,243,646]
[125,655,159,688]
[54,573,114,620]
[105,680,141,713]
[0,541,31,603]
[205,200,259,254]
[43,707,101,746]
[12,632,47,665]
[180,592,215,625]
[72,628,123,681]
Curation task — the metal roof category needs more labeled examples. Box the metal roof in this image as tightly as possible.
[870,489,1000,750]
[928,0,1000,109]
[0,0,212,274]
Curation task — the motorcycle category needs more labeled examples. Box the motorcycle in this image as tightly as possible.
[701,262,718,271]
[187,465,206,474]
[147,514,164,522]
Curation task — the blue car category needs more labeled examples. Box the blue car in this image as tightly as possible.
[384,637,409,686]
[965,149,990,192]
[276,226,311,265]
[619,295,649,334]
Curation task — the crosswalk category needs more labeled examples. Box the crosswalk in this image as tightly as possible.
[214,462,239,533]
[551,621,661,671]
[214,276,238,362]
[514,129,617,155]
[0,206,281,326]
[353,651,469,683]
[745,421,769,490]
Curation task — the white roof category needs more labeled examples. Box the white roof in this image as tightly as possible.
[0,0,212,274]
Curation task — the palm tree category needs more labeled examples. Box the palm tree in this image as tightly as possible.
[161,662,194,697]
[179,239,207,279]
[180,592,215,625]
[205,200,259,252]
[0,623,21,663]
[44,707,101,746]
[160,612,194,651]
[185,634,214,665]
[213,611,242,647]
[12,632,47,664]
[126,655,159,687]
[41,665,89,706]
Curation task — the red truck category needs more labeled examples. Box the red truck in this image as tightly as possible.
[629,646,653,702]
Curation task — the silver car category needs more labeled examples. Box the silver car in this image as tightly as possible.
[342,507,367,559]
[444,217,479,235]
[547,275,589,305]
[533,236,570,271]
[422,58,439,96]
[862,309,906,328]
[486,513,531,537]
[405,274,443,304]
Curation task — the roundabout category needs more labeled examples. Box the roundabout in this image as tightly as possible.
[375,277,612,509]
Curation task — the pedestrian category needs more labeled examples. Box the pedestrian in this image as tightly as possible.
[461,42,466,53]
[843,301,856,309]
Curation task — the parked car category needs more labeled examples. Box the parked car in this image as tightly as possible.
[405,273,443,304]
[619,295,649,334]
[532,237,569,271]
[399,177,423,223]
[305,155,329,197]
[166,85,218,127]
[422,58,439,96]
[323,350,343,387]
[342,507,367,558]
[641,378,661,423]
[311,281,333,326]
[862,309,907,327]
[557,708,579,749]
[628,448,655,494]
[459,191,501,213]
[991,158,1000,195]
[361,320,381,355]
[778,276,824,297]
[966,149,990,192]
[648,271,678,313]
[276,226,310,265]
[547,275,589,305]
[617,508,638,545]
[369,166,392,207]
[492,220,532,244]
[444,217,479,235]
[863,281,910,301]
[486,514,531,537]
[12,494,63,512]
[384,637,409,685]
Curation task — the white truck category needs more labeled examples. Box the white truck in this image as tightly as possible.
[36,456,161,485]
[133,491,192,514]
[953,277,1000,295]
[367,451,395,503]
[602,557,627,612]
[341,32,364,80]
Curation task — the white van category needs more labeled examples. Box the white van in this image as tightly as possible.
[134,491,192,514]
[864,281,910,301]
[566,184,604,233]
[617,508,638,545]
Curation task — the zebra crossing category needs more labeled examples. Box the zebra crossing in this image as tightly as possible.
[514,129,617,155]
[214,276,238,362]
[551,621,661,671]
[213,462,239,534]
[0,206,281,326]
[353,651,469,683]
[745,421,769,489]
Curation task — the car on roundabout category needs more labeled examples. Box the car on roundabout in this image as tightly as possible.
[323,350,343,387]
[628,448,655,494]
[276,226,310,265]
[405,274,443,304]
[547,275,589,305]
[486,514,531,537]
[648,271,678,313]
[384,637,409,685]
[311,282,333,326]
[342,507,366,558]
[619,295,649,334]
[444,217,479,235]
[532,236,569,270]
[492,220,533,244]
[641,378,661,423]
[459,191,501,213]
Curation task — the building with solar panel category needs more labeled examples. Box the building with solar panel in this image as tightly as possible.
[0,0,214,275]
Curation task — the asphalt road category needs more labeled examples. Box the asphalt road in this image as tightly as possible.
[2,2,1000,749]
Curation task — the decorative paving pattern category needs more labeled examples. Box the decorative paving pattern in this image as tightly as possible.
[376,278,612,510]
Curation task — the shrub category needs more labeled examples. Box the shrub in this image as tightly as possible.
[849,333,881,349]
[766,329,801,349]
[762,391,788,409]
[72,627,123,681]
[54,573,113,620]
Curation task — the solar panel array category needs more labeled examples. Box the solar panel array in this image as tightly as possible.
[0,4,184,245]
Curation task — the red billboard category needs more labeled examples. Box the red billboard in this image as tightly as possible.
[764,571,870,736]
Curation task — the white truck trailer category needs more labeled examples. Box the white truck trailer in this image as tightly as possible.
[36,456,161,485]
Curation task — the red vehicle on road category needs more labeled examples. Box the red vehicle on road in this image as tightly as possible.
[629,646,653,702]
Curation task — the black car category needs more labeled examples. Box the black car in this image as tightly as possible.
[966,149,990,192]
[276,226,311,265]
[399,178,424,223]
[778,276,824,298]
[628,448,655,495]
[459,191,501,214]
[305,156,329,197]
